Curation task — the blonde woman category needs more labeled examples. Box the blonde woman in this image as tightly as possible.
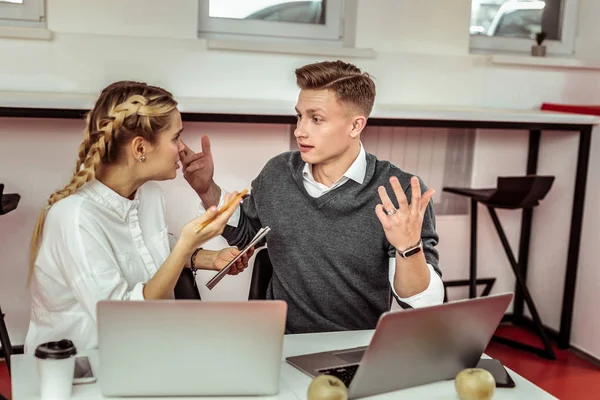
[24,81,249,352]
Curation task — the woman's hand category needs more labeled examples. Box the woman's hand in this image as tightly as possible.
[179,191,243,254]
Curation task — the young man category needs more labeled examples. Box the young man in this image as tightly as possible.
[181,60,444,333]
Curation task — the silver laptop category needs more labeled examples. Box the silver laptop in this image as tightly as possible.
[96,300,287,397]
[286,293,513,399]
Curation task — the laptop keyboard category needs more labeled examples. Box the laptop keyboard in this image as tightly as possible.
[317,364,359,387]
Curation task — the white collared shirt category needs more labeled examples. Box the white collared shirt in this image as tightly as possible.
[222,143,445,308]
[25,180,172,352]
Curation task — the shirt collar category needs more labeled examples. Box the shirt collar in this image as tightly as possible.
[302,142,367,185]
[84,179,140,220]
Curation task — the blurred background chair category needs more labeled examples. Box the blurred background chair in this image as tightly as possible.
[173,269,201,300]
[1,183,21,375]
[248,247,272,300]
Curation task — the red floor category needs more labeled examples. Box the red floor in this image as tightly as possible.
[0,361,8,400]
[485,324,600,399]
[1,326,600,400]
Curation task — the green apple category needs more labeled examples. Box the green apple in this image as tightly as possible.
[454,368,496,400]
[307,374,348,400]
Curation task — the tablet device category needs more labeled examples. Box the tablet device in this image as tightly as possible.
[206,226,271,290]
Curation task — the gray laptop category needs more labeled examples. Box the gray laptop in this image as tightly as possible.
[96,300,287,397]
[286,293,513,399]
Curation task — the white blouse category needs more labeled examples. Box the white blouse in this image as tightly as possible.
[24,180,174,353]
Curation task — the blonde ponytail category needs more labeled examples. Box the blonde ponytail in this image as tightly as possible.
[27,83,177,285]
[27,124,107,285]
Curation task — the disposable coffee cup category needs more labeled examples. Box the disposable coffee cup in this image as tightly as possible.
[35,339,77,400]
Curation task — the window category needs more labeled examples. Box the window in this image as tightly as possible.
[470,0,579,56]
[198,0,344,42]
[0,0,45,27]
[493,8,542,38]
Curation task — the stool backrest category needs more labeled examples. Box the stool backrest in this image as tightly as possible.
[0,184,21,215]
[487,175,555,208]
[0,184,4,214]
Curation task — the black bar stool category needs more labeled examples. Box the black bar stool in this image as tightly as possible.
[443,175,556,360]
[1,183,20,375]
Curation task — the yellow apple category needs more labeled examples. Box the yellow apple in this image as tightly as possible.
[307,374,348,400]
[455,368,496,400]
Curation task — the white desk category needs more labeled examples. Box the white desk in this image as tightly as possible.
[12,330,556,400]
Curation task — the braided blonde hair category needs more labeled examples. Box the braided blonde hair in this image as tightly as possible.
[28,81,178,285]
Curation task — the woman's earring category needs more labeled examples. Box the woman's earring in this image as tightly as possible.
[139,155,146,162]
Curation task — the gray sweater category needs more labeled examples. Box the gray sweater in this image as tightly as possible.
[222,151,440,333]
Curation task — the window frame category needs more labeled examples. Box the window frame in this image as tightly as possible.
[470,0,579,56]
[198,0,344,42]
[0,0,45,27]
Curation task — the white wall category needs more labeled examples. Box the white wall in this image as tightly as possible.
[1,0,600,358]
